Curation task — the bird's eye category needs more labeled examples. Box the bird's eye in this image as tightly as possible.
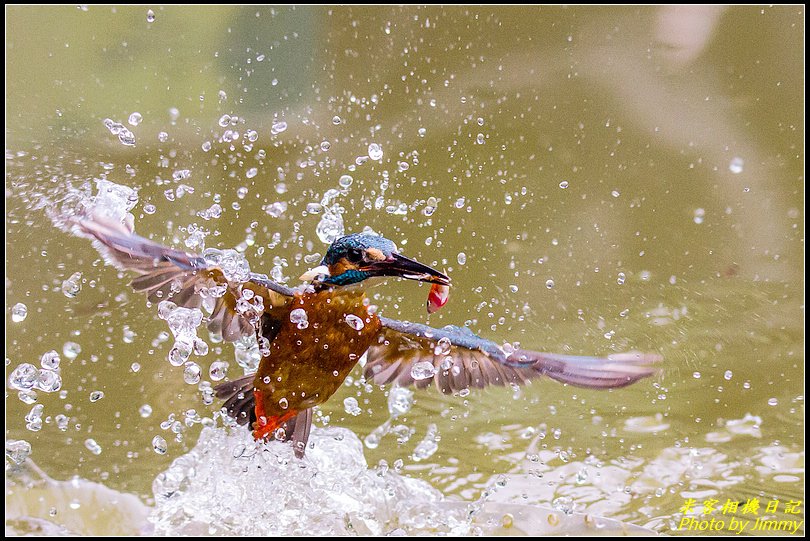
[347,248,364,263]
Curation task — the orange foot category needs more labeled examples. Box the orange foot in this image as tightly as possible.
[251,389,297,440]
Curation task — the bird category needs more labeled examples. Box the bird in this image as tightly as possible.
[72,213,661,458]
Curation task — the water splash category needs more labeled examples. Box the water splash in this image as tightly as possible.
[150,426,467,535]
[158,301,207,368]
[315,209,344,244]
[202,248,251,283]
[103,118,136,146]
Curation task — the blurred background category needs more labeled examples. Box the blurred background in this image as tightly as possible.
[6,5,804,535]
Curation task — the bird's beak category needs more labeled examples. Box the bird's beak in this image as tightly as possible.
[361,253,451,286]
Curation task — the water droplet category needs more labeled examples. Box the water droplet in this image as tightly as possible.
[278,397,289,410]
[767,397,778,406]
[218,114,231,128]
[172,169,191,182]
[617,272,626,285]
[61,272,83,298]
[40,351,60,370]
[158,131,169,143]
[89,390,104,402]
[343,397,362,416]
[693,371,701,379]
[552,496,574,516]
[192,338,209,358]
[17,389,37,405]
[316,211,344,244]
[368,143,383,161]
[84,438,102,455]
[345,314,365,330]
[35,369,62,393]
[454,197,466,208]
[388,387,414,416]
[271,120,287,135]
[457,252,467,265]
[183,362,202,385]
[434,337,452,356]
[559,180,569,189]
[724,370,733,381]
[63,342,81,360]
[290,308,309,330]
[338,174,353,188]
[152,435,168,454]
[263,201,287,218]
[611,190,620,198]
[729,157,744,174]
[128,112,142,126]
[545,279,555,289]
[8,363,38,390]
[320,141,331,152]
[209,361,228,381]
[693,208,705,224]
[103,118,136,146]
[146,9,155,22]
[11,302,28,322]
[410,361,436,381]
[169,341,192,366]
[122,326,137,344]
[5,439,32,465]
[139,404,153,418]
[332,115,342,125]
[25,404,44,432]
[412,423,439,461]
[417,127,426,137]
[476,133,485,144]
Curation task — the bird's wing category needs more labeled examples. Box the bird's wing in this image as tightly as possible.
[364,317,661,393]
[74,214,294,342]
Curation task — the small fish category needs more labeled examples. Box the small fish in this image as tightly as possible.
[426,280,450,314]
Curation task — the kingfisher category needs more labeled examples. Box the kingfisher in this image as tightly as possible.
[74,214,660,458]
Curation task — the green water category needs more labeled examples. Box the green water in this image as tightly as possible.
[6,5,804,535]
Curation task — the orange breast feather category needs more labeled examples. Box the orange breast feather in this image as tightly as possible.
[254,288,381,416]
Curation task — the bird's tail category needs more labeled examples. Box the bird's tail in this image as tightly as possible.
[214,376,313,458]
[515,350,662,389]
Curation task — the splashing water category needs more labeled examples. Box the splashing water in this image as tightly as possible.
[149,425,475,535]
[95,178,138,218]
[316,209,345,244]
[103,118,136,146]
[158,301,207,368]
[202,248,251,283]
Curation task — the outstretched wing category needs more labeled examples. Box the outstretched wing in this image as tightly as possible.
[74,214,294,341]
[364,317,661,393]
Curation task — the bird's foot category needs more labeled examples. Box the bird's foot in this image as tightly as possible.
[251,390,297,441]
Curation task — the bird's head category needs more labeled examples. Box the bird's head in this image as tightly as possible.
[300,233,450,287]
